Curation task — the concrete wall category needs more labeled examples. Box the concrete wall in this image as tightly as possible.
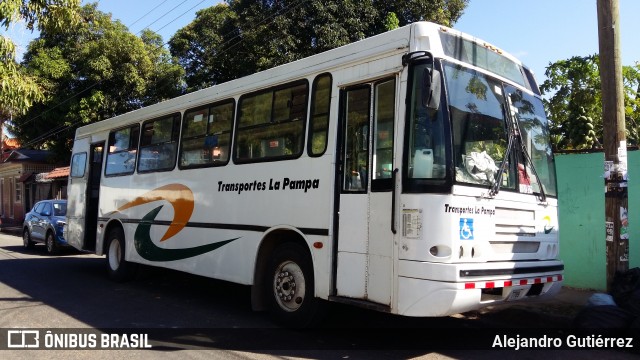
[555,151,639,291]
[630,151,640,271]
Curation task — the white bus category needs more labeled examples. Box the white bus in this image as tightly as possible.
[64,21,563,327]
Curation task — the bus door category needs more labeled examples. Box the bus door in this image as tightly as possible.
[335,78,397,306]
[67,140,104,251]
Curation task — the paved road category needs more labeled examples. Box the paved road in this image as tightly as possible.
[0,231,636,359]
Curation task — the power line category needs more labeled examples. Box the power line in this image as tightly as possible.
[17,0,308,150]
[15,1,207,145]
[134,0,191,35]
[127,0,172,29]
[153,0,208,35]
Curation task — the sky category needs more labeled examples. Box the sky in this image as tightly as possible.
[455,0,640,83]
[2,0,221,59]
[3,0,640,85]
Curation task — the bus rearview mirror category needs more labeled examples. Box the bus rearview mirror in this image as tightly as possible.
[422,68,441,112]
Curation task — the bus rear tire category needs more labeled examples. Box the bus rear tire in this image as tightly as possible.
[106,227,137,282]
[266,243,324,328]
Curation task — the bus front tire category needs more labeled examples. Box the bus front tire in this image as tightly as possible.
[105,227,137,282]
[266,243,324,328]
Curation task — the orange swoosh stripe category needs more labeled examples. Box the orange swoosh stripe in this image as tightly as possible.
[116,184,194,242]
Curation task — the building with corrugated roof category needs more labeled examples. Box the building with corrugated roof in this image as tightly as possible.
[0,139,66,228]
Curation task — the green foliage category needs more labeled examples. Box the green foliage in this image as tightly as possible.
[169,4,239,92]
[541,55,601,150]
[9,4,184,161]
[5,0,471,160]
[541,55,640,150]
[0,35,16,61]
[0,61,43,118]
[171,0,469,91]
[384,12,400,31]
[0,0,81,32]
[372,0,468,29]
[623,63,640,145]
[0,0,80,118]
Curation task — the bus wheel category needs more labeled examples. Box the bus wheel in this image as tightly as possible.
[105,227,137,282]
[266,243,323,327]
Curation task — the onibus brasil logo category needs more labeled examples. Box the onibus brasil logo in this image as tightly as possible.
[109,184,238,261]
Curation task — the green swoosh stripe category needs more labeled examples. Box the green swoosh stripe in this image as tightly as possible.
[134,205,239,262]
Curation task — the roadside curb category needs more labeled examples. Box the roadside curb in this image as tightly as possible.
[0,226,22,236]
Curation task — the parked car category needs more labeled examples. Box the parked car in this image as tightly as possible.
[23,200,68,254]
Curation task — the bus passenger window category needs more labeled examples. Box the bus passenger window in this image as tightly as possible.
[70,152,87,178]
[308,74,332,156]
[138,114,180,173]
[235,81,308,163]
[105,125,139,176]
[180,100,234,168]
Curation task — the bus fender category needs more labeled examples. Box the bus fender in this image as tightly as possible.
[98,219,125,257]
[251,226,313,312]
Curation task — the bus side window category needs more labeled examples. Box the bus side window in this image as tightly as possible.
[342,86,370,192]
[180,100,234,168]
[406,63,447,180]
[372,78,396,191]
[138,114,181,173]
[308,73,332,157]
[105,125,139,176]
[235,81,308,163]
[70,152,87,178]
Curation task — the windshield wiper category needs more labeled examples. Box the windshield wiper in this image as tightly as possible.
[490,102,547,203]
[490,104,516,197]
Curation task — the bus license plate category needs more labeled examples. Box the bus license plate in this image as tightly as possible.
[507,288,524,301]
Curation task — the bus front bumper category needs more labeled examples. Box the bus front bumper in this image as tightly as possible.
[397,259,564,317]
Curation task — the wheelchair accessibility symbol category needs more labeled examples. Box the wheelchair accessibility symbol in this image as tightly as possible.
[459,218,474,240]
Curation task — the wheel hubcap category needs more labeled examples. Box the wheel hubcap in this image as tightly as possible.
[273,260,305,312]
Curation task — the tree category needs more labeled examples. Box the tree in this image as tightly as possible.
[8,4,184,161]
[170,0,469,91]
[540,55,601,150]
[0,0,81,118]
[541,55,640,150]
[371,0,468,32]
[139,29,185,106]
[169,4,240,93]
[622,63,640,145]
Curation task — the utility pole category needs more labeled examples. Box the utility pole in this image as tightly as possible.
[597,0,629,291]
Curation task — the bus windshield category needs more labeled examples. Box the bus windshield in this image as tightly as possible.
[444,62,557,197]
[407,61,556,198]
[505,84,557,197]
[439,31,529,90]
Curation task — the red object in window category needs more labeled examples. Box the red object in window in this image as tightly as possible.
[518,163,531,185]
